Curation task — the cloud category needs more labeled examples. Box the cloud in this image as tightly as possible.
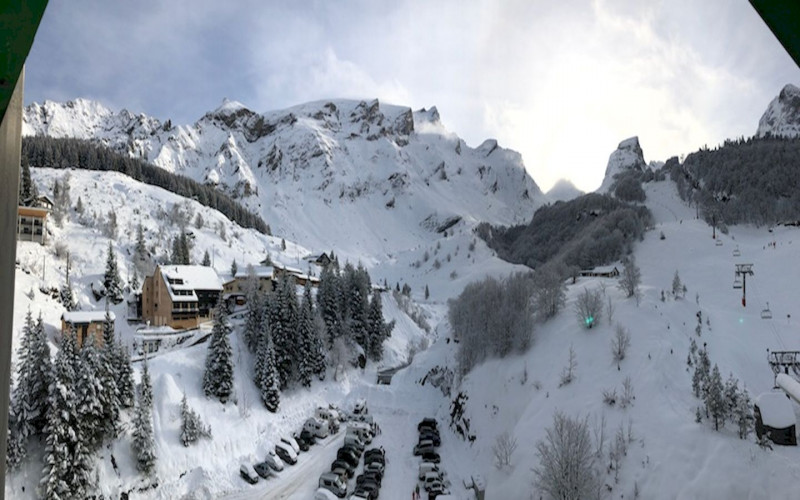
[23,0,800,192]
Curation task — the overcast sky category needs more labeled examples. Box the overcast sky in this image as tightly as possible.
[24,0,800,192]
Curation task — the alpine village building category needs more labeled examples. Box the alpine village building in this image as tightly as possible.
[141,265,223,330]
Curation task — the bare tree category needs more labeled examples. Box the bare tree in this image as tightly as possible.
[559,344,577,387]
[620,376,635,408]
[611,324,631,363]
[533,412,601,500]
[533,262,567,320]
[606,296,615,325]
[592,413,607,458]
[618,256,641,298]
[575,288,603,329]
[493,431,518,469]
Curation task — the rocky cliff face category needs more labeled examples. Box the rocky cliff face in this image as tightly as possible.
[757,84,800,138]
[597,136,647,193]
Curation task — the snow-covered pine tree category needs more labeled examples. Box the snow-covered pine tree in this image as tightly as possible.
[692,346,711,398]
[203,300,234,403]
[672,270,684,299]
[735,387,753,439]
[268,278,293,389]
[346,263,370,356]
[19,157,36,204]
[132,360,156,475]
[96,311,121,441]
[7,310,37,468]
[135,223,147,261]
[243,281,264,353]
[706,364,726,431]
[231,259,238,276]
[104,241,124,304]
[76,334,106,451]
[60,254,77,311]
[280,274,300,383]
[297,282,316,387]
[310,313,327,380]
[42,330,94,499]
[723,373,740,423]
[257,333,281,412]
[180,393,211,446]
[115,340,136,408]
[202,249,211,267]
[366,288,394,361]
[317,264,341,348]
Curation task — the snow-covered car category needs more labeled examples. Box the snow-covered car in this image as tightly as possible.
[314,487,341,500]
[419,462,440,479]
[281,435,301,454]
[418,418,438,432]
[318,472,347,498]
[239,463,259,484]
[305,417,331,438]
[414,439,435,455]
[353,398,368,415]
[253,461,274,479]
[364,460,384,476]
[420,450,441,463]
[275,442,298,465]
[264,450,284,471]
[299,428,317,446]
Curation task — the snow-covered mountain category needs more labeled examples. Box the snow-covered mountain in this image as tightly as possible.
[757,84,800,138]
[598,136,647,193]
[23,98,544,262]
[545,178,583,202]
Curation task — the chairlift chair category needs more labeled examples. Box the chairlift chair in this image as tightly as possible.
[761,302,773,320]
[733,247,741,257]
[733,276,742,289]
[716,240,723,246]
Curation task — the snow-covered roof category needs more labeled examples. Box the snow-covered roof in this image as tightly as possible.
[234,265,274,279]
[582,265,619,273]
[62,311,114,323]
[756,391,796,428]
[273,261,303,275]
[161,265,222,302]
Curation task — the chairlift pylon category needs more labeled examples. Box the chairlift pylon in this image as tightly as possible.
[761,302,773,320]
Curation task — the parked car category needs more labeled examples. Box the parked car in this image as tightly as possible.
[352,485,378,500]
[364,453,385,466]
[315,487,341,500]
[422,471,444,490]
[419,462,441,480]
[281,436,301,454]
[414,440,435,456]
[318,472,348,498]
[356,470,383,487]
[336,447,360,468]
[344,434,366,452]
[419,430,441,446]
[305,417,331,438]
[353,398,368,415]
[364,460,384,477]
[425,479,446,493]
[300,428,317,446]
[418,418,438,432]
[420,450,441,464]
[253,461,275,479]
[275,442,298,465]
[295,435,310,452]
[331,459,355,478]
[264,450,284,471]
[239,463,259,484]
[342,443,363,458]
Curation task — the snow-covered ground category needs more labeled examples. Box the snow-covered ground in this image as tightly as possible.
[10,152,800,500]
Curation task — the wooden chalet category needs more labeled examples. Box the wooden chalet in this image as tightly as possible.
[62,310,114,348]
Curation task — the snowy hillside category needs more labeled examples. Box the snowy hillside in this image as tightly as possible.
[23,98,545,262]
[757,84,800,138]
[598,136,648,193]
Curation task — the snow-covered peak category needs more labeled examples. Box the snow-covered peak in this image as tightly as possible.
[598,136,647,193]
[757,84,800,138]
[23,96,545,262]
[546,178,583,202]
